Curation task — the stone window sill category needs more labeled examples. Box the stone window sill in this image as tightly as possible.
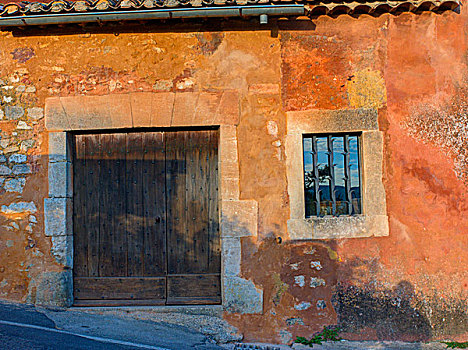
[287,214,389,240]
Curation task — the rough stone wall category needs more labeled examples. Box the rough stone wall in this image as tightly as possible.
[0,9,466,345]
[0,61,60,304]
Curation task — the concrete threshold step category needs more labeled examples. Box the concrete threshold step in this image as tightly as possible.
[68,305,242,344]
[70,305,224,317]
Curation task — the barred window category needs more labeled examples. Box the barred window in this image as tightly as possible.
[303,133,362,217]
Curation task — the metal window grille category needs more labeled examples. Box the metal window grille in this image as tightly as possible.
[303,133,362,217]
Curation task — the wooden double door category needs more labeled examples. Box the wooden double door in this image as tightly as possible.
[72,129,220,306]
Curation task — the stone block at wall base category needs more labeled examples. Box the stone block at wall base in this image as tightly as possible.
[223,276,263,314]
[51,235,73,268]
[28,270,73,308]
[48,162,72,198]
[222,237,241,276]
[44,198,72,236]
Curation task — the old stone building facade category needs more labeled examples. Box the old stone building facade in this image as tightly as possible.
[0,0,466,344]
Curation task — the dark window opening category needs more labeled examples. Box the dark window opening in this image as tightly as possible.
[303,133,362,217]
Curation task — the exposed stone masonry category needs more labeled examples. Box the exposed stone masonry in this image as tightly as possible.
[0,69,49,303]
[0,71,41,199]
[0,73,40,201]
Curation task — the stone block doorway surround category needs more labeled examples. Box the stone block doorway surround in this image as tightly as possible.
[43,91,263,314]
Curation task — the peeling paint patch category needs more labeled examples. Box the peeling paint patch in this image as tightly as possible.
[290,262,301,270]
[49,66,153,96]
[406,79,468,184]
[4,178,26,193]
[346,69,386,109]
[294,275,305,287]
[196,32,224,56]
[310,261,322,270]
[286,317,305,326]
[325,246,339,260]
[281,33,350,110]
[224,276,263,314]
[310,277,326,288]
[175,77,195,91]
[1,202,37,214]
[172,68,196,92]
[267,121,279,137]
[304,248,316,255]
[25,237,36,250]
[11,48,35,63]
[152,79,172,91]
[294,301,312,310]
[278,330,293,344]
[316,300,327,310]
[272,273,288,306]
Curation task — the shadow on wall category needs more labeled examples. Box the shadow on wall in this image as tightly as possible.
[332,258,468,341]
[237,238,468,343]
[7,18,316,38]
[333,281,433,341]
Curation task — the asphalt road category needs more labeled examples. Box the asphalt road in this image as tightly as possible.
[0,300,221,350]
[0,322,142,350]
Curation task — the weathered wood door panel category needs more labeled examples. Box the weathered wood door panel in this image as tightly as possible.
[166,130,220,304]
[73,129,219,306]
[99,133,127,278]
[141,132,167,277]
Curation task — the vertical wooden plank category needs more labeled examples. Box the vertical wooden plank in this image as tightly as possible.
[73,134,88,278]
[207,130,220,274]
[166,131,188,275]
[98,133,127,277]
[126,132,145,277]
[142,132,166,277]
[186,130,210,273]
[85,134,102,277]
[184,131,196,274]
[166,129,221,303]
[113,134,128,276]
[98,134,112,276]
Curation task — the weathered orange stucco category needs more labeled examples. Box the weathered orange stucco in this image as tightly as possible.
[0,7,467,345]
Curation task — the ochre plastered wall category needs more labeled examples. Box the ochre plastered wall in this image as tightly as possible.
[0,9,466,345]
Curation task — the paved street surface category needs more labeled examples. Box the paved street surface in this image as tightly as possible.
[0,300,222,350]
[0,301,457,350]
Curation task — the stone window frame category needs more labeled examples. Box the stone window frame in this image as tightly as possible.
[285,108,389,240]
[44,91,263,312]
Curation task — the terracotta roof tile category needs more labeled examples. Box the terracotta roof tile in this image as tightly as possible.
[0,0,460,17]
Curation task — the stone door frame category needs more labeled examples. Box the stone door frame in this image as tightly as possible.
[44,91,263,312]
